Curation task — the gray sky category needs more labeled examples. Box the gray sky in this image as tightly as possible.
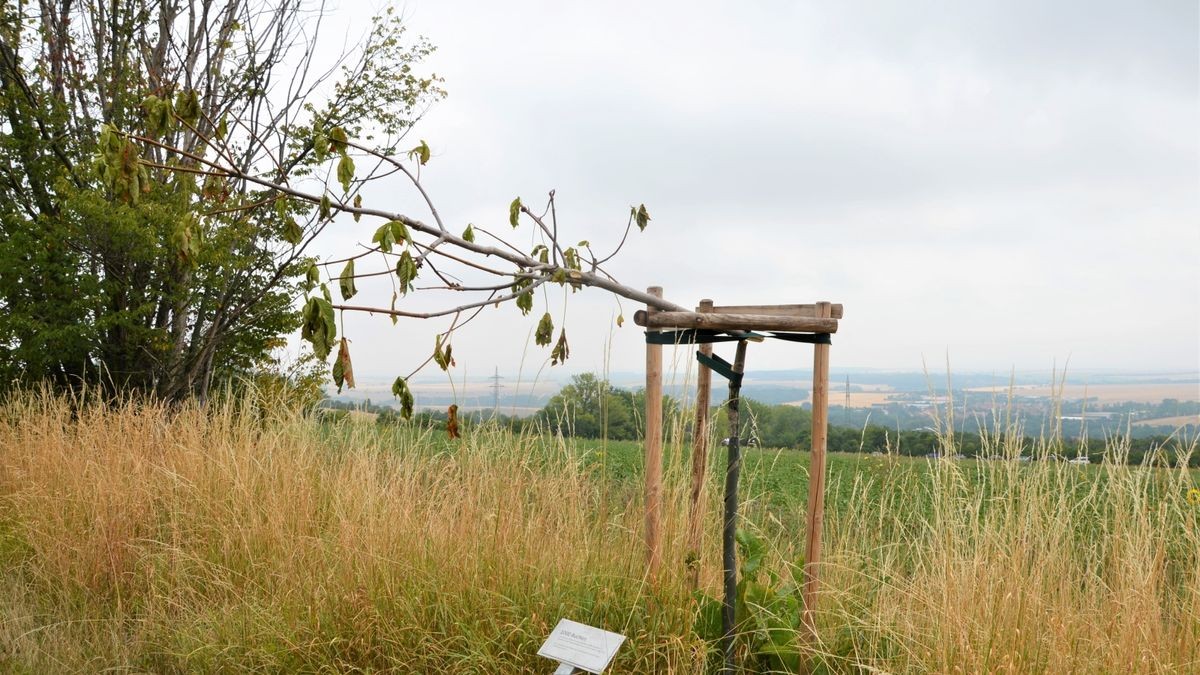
[309,0,1199,382]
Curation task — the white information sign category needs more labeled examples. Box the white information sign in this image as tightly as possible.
[538,618,626,674]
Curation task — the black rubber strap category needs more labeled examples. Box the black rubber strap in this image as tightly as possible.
[696,350,743,386]
[644,329,831,345]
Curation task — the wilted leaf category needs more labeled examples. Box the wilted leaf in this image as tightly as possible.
[509,197,521,228]
[408,139,431,165]
[319,194,332,220]
[391,376,414,419]
[446,404,460,439]
[535,312,554,346]
[333,337,355,393]
[300,296,337,360]
[338,259,357,300]
[395,250,418,294]
[551,329,570,365]
[353,194,362,222]
[632,203,651,231]
[462,224,475,242]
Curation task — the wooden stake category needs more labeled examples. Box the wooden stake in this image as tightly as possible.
[644,286,665,581]
[802,301,833,639]
[720,339,749,675]
[687,299,714,590]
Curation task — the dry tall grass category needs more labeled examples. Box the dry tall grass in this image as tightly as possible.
[1,392,1197,673]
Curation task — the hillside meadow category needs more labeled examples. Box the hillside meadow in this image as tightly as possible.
[1,393,1198,673]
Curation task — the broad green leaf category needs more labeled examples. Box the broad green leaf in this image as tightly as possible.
[372,222,396,253]
[462,224,475,243]
[338,259,357,300]
[300,296,337,360]
[282,219,303,245]
[395,250,417,294]
[337,154,355,192]
[390,219,411,246]
[305,262,321,292]
[329,126,348,154]
[319,194,332,220]
[313,132,329,161]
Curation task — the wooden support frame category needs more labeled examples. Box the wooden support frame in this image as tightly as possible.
[636,295,842,660]
[687,299,714,590]
[643,287,665,580]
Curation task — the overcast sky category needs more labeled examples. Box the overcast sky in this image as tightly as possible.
[308,0,1199,383]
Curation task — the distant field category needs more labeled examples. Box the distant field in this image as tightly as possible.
[784,391,897,408]
[965,382,1200,403]
[1133,414,1200,428]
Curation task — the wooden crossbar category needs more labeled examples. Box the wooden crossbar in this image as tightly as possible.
[708,303,844,319]
[633,309,838,333]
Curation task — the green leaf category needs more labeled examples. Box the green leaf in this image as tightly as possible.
[509,197,522,228]
[736,529,767,577]
[390,220,411,246]
[338,259,357,300]
[174,89,200,125]
[337,154,355,192]
[319,194,332,220]
[313,132,329,162]
[512,278,534,315]
[216,114,228,141]
[372,222,397,253]
[282,219,303,245]
[300,296,337,360]
[305,262,321,292]
[329,126,349,154]
[352,194,362,222]
[408,139,431,165]
[531,244,549,264]
[275,195,289,220]
[462,224,475,243]
[391,376,415,419]
[535,312,554,347]
[433,335,454,371]
[395,250,418,294]
[632,203,651,231]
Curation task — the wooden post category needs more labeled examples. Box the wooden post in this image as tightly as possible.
[802,301,833,638]
[687,299,714,590]
[720,339,749,675]
[644,286,664,580]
